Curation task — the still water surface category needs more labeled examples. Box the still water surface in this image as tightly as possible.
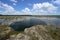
[9,17,60,31]
[0,17,60,31]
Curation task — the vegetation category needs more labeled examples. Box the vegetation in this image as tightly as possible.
[0,15,60,19]
[0,16,60,40]
[0,23,60,40]
[0,24,23,40]
[46,27,60,40]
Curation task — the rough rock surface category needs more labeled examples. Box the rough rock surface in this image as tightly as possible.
[8,25,54,40]
[0,27,12,40]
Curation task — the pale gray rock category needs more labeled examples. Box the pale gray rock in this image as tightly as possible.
[0,27,12,40]
[8,25,54,40]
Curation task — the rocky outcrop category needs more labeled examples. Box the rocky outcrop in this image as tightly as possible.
[8,25,54,40]
[0,26,12,40]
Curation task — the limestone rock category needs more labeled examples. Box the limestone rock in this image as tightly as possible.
[8,25,54,40]
[0,27,12,40]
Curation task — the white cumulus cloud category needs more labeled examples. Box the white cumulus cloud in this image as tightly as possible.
[52,0,60,4]
[30,2,57,15]
[10,0,17,5]
[0,1,20,15]
[10,0,17,3]
[2,4,15,11]
[0,1,58,15]
[22,8,31,15]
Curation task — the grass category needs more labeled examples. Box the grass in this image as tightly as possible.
[0,15,60,19]
[0,24,60,40]
[0,16,60,40]
[46,27,60,40]
[0,24,23,40]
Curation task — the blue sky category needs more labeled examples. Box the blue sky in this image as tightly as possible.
[0,0,60,15]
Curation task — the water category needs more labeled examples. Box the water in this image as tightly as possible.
[0,19,8,24]
[0,17,60,31]
[9,17,60,31]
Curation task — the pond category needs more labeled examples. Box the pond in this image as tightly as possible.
[9,17,60,31]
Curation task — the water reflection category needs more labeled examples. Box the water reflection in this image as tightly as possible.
[10,18,47,31]
[0,17,60,31]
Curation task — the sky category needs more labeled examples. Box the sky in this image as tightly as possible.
[0,0,60,15]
